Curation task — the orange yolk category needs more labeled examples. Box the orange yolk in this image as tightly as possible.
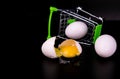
[56,39,81,58]
[60,45,80,58]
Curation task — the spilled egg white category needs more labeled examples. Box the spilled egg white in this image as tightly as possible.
[41,36,58,58]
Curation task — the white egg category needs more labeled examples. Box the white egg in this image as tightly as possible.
[95,34,117,58]
[65,21,88,39]
[41,36,58,58]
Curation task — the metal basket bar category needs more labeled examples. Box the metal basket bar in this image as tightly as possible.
[77,7,103,22]
[58,9,96,27]
[68,10,98,25]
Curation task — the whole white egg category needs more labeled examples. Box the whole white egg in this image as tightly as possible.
[95,34,117,58]
[41,36,58,58]
[65,21,88,39]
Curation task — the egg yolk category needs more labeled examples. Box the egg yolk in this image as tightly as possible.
[55,39,81,58]
[60,45,80,58]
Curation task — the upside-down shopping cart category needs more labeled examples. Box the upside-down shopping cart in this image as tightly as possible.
[47,6,103,45]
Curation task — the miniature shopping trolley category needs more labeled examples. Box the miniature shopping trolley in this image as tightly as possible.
[47,6,103,45]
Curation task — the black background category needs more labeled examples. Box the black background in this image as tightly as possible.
[24,0,120,79]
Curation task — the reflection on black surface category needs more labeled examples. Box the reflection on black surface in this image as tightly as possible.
[42,61,59,79]
[92,59,115,79]
[29,18,120,79]
[41,60,81,79]
[40,56,119,79]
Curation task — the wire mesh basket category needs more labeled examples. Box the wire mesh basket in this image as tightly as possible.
[47,6,103,45]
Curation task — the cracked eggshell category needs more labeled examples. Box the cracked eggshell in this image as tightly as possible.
[58,39,82,58]
[41,36,58,58]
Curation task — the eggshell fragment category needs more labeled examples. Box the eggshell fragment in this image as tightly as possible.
[41,36,58,58]
[58,39,82,58]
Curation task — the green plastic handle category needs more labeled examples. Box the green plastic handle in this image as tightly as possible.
[47,6,58,39]
[93,24,102,43]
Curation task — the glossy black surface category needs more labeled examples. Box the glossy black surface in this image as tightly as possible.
[24,1,120,79]
[25,19,120,79]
